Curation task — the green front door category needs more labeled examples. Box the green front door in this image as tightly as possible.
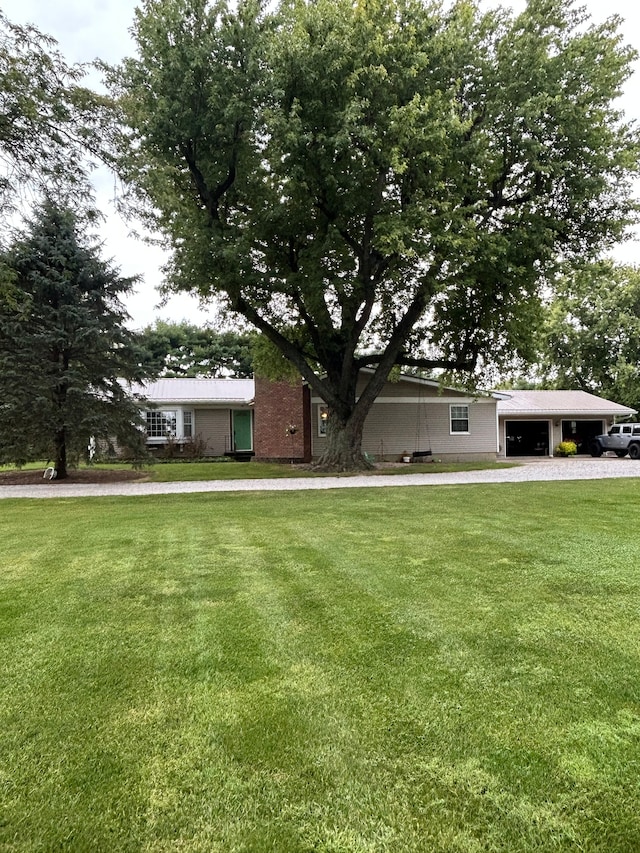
[232,410,253,451]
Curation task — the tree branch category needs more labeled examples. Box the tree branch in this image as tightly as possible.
[232,293,339,405]
[182,121,242,219]
[356,353,476,372]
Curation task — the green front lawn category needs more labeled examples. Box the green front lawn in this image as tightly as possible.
[148,459,317,481]
[2,480,640,851]
[147,459,514,482]
[1,458,515,482]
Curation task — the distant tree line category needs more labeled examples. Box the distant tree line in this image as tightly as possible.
[507,262,640,414]
[137,322,254,379]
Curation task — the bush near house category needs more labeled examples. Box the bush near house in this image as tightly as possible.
[554,440,578,457]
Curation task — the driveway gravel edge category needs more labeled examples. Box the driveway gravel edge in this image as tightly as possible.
[1,458,638,499]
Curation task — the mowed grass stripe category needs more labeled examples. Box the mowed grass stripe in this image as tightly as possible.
[1,481,640,851]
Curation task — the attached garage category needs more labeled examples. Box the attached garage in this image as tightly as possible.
[496,390,636,457]
[505,420,550,457]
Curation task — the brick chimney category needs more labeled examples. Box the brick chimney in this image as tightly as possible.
[253,376,312,463]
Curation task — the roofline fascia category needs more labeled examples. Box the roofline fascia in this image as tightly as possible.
[498,409,637,417]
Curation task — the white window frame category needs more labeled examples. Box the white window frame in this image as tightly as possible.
[145,408,194,443]
[450,404,470,435]
[183,409,193,439]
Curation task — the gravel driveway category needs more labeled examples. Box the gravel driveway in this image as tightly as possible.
[1,457,638,499]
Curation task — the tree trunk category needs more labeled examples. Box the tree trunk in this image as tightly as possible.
[315,408,373,471]
[54,428,68,480]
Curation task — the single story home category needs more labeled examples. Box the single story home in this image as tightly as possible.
[253,373,498,463]
[130,378,255,458]
[131,376,636,462]
[495,389,636,457]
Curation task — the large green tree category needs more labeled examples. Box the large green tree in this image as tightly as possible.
[540,261,640,411]
[138,321,254,377]
[0,12,107,215]
[0,201,150,479]
[111,0,639,469]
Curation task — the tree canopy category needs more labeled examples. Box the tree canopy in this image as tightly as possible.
[138,321,254,377]
[0,201,150,478]
[0,11,108,215]
[540,261,640,411]
[111,0,640,469]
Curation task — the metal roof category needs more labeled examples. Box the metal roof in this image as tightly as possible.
[128,380,634,418]
[129,378,255,405]
[495,389,636,417]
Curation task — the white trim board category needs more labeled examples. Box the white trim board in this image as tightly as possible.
[311,396,495,405]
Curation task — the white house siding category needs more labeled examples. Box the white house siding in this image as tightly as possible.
[311,394,498,461]
[416,400,497,460]
[193,408,232,456]
[361,403,422,457]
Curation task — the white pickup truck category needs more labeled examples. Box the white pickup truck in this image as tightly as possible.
[590,423,640,459]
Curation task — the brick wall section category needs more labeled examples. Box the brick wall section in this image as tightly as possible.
[254,377,311,463]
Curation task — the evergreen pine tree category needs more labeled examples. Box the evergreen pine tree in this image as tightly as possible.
[0,201,150,478]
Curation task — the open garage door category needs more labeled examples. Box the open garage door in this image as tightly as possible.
[561,420,604,455]
[505,421,550,457]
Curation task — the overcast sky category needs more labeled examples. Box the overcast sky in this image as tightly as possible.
[3,0,640,329]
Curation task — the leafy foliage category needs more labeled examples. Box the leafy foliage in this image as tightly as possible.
[0,201,151,477]
[110,0,640,467]
[541,261,640,410]
[138,321,254,377]
[554,440,578,457]
[0,11,109,216]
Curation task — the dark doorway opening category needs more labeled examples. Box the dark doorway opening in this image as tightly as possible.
[505,421,549,457]
[561,420,604,455]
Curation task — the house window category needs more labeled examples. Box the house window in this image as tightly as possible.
[318,406,329,436]
[183,410,193,438]
[145,408,194,441]
[450,404,469,434]
[146,410,177,438]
